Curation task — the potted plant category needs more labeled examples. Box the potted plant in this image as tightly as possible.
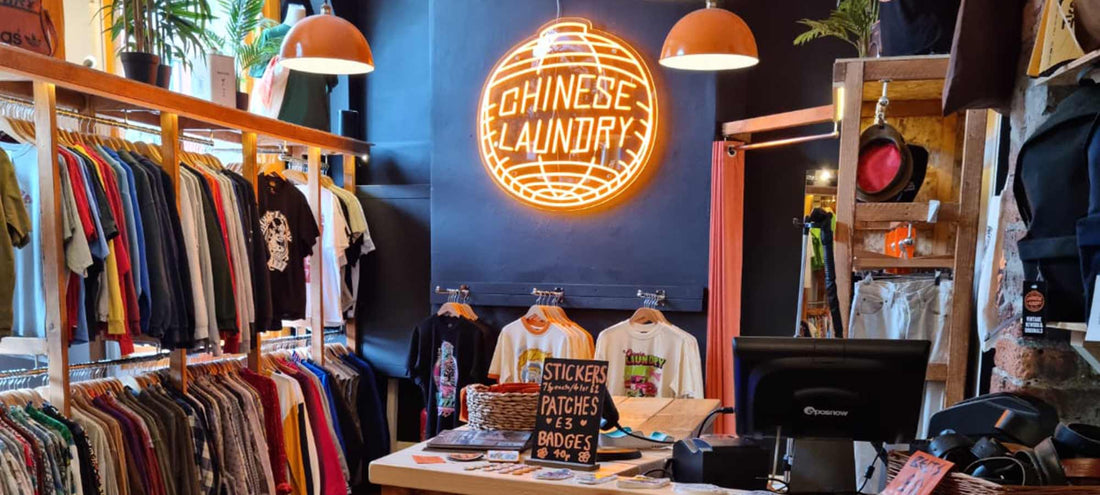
[793,0,880,58]
[102,0,215,86]
[215,0,279,109]
[150,0,217,88]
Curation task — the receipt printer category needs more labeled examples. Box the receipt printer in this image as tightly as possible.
[672,435,771,490]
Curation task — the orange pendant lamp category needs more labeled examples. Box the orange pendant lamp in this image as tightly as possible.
[660,0,758,71]
[279,2,374,75]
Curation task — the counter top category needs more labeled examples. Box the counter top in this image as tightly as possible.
[369,397,726,495]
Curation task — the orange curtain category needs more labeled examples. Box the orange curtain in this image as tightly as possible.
[705,140,744,434]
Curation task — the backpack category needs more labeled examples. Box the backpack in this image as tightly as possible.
[1014,83,1100,323]
[0,0,57,56]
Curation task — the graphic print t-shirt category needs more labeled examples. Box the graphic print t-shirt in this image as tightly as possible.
[406,314,492,437]
[488,319,574,384]
[594,321,703,398]
[257,174,319,323]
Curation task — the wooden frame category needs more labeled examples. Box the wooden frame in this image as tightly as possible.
[0,46,369,413]
[832,56,982,406]
[720,55,983,408]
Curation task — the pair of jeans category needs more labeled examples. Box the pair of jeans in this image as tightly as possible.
[849,276,953,364]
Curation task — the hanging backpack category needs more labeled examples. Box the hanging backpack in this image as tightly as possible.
[1014,83,1100,323]
[0,0,57,56]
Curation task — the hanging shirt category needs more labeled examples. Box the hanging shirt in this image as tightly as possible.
[258,174,319,325]
[293,185,348,327]
[1,143,35,338]
[594,320,704,399]
[488,317,575,384]
[407,314,493,437]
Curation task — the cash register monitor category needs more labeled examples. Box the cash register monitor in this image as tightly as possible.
[733,337,930,443]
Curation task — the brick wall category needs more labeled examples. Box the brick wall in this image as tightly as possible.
[992,0,1100,424]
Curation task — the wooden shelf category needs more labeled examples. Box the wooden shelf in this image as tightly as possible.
[852,251,955,270]
[0,45,370,155]
[1035,49,1100,87]
[926,363,948,381]
[806,185,837,196]
[855,202,960,224]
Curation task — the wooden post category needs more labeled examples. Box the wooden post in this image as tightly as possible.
[342,153,357,352]
[35,81,70,414]
[160,112,186,390]
[945,109,987,406]
[242,132,263,371]
[834,61,864,335]
[308,147,324,365]
[160,113,181,202]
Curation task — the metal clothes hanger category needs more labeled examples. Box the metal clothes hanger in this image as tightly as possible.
[630,290,669,325]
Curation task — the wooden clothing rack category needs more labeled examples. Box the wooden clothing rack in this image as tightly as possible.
[0,45,368,414]
[721,55,986,408]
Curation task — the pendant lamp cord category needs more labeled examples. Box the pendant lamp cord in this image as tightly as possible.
[556,0,561,18]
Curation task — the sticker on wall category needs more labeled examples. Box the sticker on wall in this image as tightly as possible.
[478,18,659,211]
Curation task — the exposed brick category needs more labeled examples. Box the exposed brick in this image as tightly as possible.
[994,338,1079,382]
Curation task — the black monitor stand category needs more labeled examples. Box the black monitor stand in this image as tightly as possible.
[768,427,857,495]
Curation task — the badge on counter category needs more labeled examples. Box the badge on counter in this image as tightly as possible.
[412,455,446,465]
[617,475,671,489]
[577,473,618,485]
[447,453,484,462]
[534,468,575,481]
[486,450,521,463]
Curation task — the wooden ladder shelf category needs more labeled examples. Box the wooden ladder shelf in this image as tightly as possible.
[834,55,986,407]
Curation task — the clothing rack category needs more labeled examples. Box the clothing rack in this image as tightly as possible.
[0,94,216,146]
[637,289,667,307]
[429,282,705,312]
[0,44,370,414]
[434,285,471,303]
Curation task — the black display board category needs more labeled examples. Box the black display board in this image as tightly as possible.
[526,358,609,471]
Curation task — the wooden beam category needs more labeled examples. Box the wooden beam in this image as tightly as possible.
[242,132,263,372]
[835,60,864,335]
[721,105,834,137]
[343,153,358,352]
[854,202,960,224]
[160,113,181,205]
[0,45,370,155]
[840,55,950,82]
[852,252,956,270]
[35,81,70,415]
[308,147,324,365]
[169,349,187,393]
[945,109,988,406]
[860,99,943,119]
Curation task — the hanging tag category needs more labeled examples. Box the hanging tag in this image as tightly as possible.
[1022,279,1048,337]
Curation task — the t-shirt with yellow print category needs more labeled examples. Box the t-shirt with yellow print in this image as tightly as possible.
[489,318,575,384]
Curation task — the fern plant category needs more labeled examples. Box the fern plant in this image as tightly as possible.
[102,0,215,67]
[215,0,279,85]
[793,0,880,57]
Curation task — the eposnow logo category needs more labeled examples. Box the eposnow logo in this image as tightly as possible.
[803,406,849,417]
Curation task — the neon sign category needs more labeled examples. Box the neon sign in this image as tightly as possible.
[478,18,659,211]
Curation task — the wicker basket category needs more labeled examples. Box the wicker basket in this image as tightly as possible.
[464,384,539,431]
[888,452,1100,495]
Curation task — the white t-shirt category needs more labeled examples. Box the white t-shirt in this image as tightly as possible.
[489,318,575,383]
[292,185,349,327]
[594,320,704,399]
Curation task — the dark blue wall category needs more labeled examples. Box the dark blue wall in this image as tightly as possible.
[428,0,719,348]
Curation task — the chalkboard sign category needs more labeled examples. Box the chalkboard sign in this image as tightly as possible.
[527,358,609,471]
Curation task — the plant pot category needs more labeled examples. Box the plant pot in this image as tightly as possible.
[119,51,161,85]
[236,91,249,111]
[156,64,172,89]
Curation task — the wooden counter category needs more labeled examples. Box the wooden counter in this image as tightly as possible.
[369,398,727,495]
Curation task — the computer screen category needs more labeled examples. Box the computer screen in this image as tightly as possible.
[733,337,929,443]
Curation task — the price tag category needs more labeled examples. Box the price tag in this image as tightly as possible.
[1022,279,1047,337]
[526,358,608,471]
[882,452,954,495]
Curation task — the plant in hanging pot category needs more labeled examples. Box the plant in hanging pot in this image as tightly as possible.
[792,0,880,58]
[214,0,279,109]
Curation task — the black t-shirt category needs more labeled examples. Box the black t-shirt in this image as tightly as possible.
[406,314,495,437]
[880,0,960,56]
[258,174,319,324]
